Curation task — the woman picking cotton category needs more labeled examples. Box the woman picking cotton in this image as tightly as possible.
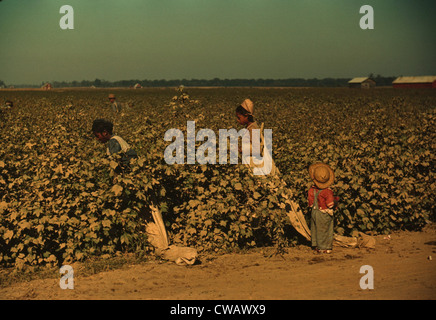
[234,99,312,242]
[235,99,280,176]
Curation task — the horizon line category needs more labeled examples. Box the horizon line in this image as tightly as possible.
[3,75,409,87]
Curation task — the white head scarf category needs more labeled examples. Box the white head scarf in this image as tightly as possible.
[240,99,254,116]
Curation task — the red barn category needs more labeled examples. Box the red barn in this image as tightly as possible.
[393,76,436,88]
[41,83,52,90]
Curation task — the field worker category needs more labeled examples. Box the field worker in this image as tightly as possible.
[91,118,198,265]
[108,93,122,112]
[308,162,339,254]
[92,119,137,173]
[236,98,257,138]
[1,100,13,109]
[235,99,311,242]
[236,98,280,176]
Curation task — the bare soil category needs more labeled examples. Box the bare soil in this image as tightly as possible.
[1,224,435,300]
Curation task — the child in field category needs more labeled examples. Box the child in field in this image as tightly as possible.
[92,119,137,173]
[108,94,122,113]
[308,162,339,254]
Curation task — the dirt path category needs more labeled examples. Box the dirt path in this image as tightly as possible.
[1,224,435,300]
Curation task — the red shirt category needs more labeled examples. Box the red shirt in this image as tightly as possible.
[308,186,336,210]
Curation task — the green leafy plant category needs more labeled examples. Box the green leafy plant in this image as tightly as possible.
[0,88,434,268]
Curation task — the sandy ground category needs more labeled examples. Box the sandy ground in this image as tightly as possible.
[0,224,435,301]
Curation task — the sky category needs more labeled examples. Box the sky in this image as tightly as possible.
[0,0,435,85]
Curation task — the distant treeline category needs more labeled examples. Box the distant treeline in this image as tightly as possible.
[5,75,397,88]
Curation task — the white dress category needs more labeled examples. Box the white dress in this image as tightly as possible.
[241,122,279,176]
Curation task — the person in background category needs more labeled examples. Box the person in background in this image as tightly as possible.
[108,93,122,113]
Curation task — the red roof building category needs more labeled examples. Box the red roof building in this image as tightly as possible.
[393,76,436,88]
[348,77,376,89]
[41,83,52,90]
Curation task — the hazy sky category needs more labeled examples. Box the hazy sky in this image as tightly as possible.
[0,0,435,85]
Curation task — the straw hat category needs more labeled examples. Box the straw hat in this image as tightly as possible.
[108,94,116,99]
[309,162,335,189]
[240,99,254,115]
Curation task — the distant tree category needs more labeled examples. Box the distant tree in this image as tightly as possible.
[94,78,102,87]
[32,75,396,88]
[80,80,92,87]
